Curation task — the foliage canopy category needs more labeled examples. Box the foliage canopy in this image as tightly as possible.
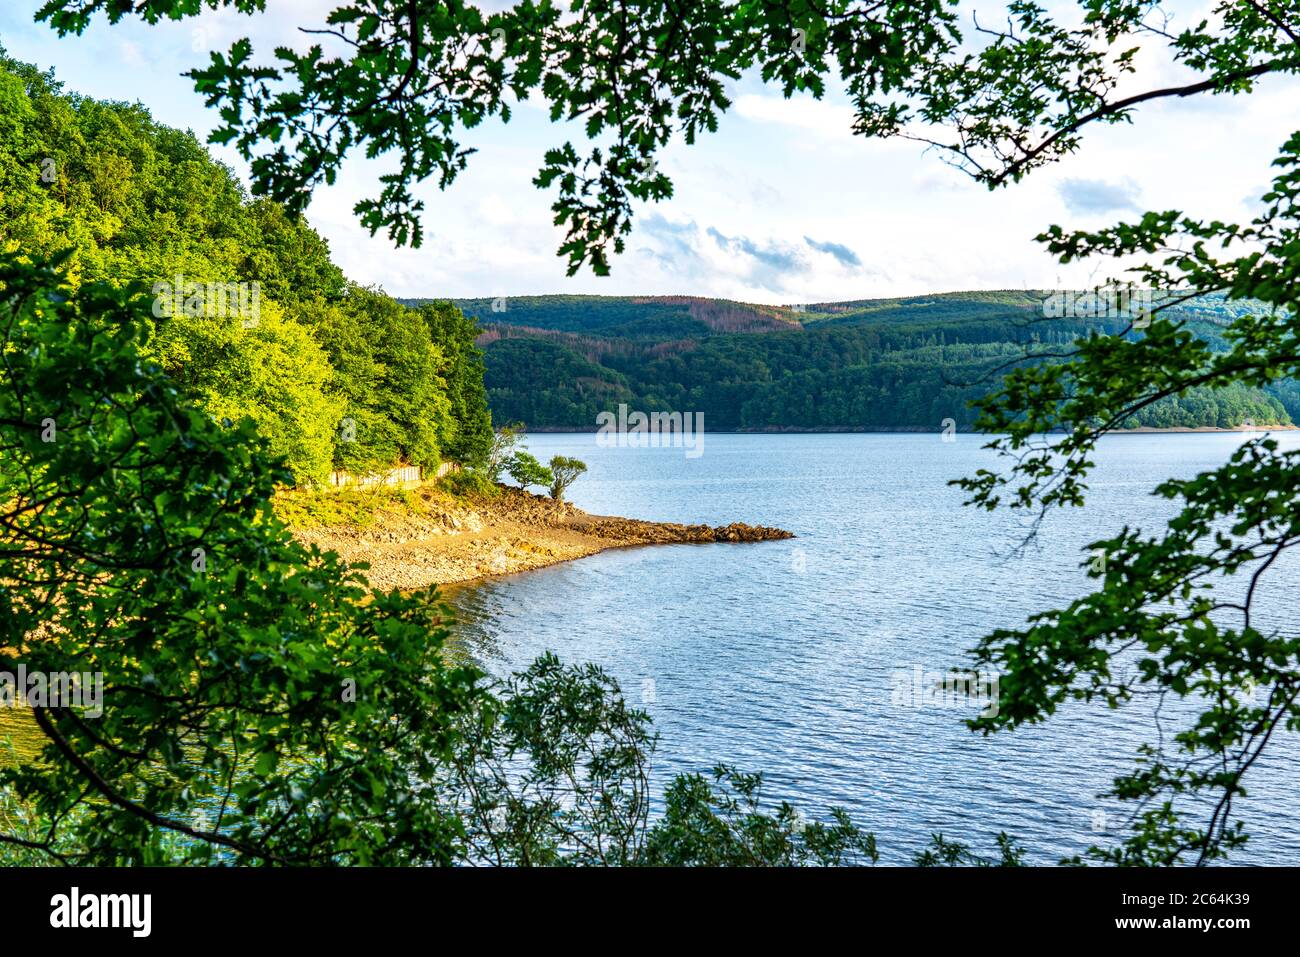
[0,46,493,482]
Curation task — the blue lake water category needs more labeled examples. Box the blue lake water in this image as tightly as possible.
[447,432,1300,864]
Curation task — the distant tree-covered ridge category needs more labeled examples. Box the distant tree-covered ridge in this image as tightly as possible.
[0,47,492,483]
[393,293,1293,433]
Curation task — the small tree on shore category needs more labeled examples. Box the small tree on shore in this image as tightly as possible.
[547,456,587,501]
[505,450,552,491]
[486,423,526,482]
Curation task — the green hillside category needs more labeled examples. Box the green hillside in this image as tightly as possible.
[397,293,1292,432]
[0,48,492,482]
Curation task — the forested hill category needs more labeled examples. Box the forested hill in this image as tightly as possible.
[0,48,492,483]
[392,293,1295,433]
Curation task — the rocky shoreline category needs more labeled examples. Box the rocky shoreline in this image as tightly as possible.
[292,486,792,591]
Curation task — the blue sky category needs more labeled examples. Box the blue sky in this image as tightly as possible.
[2,1,1296,303]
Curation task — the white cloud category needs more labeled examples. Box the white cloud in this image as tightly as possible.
[733,94,856,138]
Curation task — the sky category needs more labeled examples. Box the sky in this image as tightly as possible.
[1,0,1296,304]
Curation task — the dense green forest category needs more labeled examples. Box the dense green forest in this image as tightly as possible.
[0,48,491,483]
[408,293,1293,432]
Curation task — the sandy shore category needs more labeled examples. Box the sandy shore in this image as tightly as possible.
[292,486,792,591]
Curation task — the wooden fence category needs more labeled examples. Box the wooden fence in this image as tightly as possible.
[324,461,457,490]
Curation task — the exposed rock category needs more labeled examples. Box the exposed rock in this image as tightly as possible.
[292,485,792,590]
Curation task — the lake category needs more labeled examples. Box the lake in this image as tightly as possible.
[447,431,1300,864]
